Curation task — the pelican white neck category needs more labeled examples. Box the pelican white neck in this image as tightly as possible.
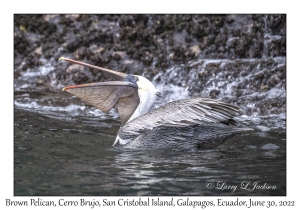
[126,75,158,123]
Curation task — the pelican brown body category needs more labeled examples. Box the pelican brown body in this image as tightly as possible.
[60,57,253,150]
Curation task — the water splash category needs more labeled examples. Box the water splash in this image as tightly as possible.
[150,57,286,130]
[14,93,119,123]
[262,15,284,58]
[14,55,285,130]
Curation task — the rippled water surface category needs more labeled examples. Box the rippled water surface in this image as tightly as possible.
[14,90,286,196]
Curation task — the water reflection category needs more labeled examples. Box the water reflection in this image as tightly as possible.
[107,134,285,195]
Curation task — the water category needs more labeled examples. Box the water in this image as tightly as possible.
[14,131,286,196]
[14,105,286,196]
[14,58,286,195]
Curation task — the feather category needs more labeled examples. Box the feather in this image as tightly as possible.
[120,98,244,135]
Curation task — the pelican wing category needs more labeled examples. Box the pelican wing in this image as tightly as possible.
[120,98,244,135]
[63,81,139,126]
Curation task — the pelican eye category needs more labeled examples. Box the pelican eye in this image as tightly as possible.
[124,74,138,84]
[156,92,162,97]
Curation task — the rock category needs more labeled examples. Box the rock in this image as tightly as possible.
[260,143,280,150]
[14,14,286,116]
[34,46,43,55]
[190,45,201,56]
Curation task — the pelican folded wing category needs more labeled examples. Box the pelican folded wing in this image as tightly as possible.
[120,98,244,135]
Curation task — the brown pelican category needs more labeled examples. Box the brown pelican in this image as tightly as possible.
[59,57,253,150]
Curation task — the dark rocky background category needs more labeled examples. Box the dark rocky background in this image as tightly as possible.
[14,14,286,115]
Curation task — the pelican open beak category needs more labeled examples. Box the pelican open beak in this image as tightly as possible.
[59,57,128,81]
[59,57,140,126]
